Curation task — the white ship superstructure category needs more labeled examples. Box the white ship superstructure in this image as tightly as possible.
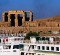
[0,33,60,55]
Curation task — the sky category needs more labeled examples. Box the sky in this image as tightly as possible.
[0,0,60,19]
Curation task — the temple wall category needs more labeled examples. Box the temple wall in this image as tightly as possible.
[1,10,60,33]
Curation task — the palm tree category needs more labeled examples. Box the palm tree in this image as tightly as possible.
[25,32,39,40]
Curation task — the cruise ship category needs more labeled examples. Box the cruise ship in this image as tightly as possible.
[0,33,60,55]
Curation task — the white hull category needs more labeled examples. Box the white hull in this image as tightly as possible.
[0,34,60,55]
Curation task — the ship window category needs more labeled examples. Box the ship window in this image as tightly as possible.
[32,53,34,55]
[0,39,1,43]
[6,38,8,42]
[14,38,20,41]
[21,52,24,55]
[42,37,45,40]
[3,45,11,49]
[38,46,40,49]
[46,37,49,41]
[42,46,45,50]
[31,45,34,49]
[46,46,49,50]
[13,45,17,49]
[13,45,20,49]
[19,44,24,48]
[15,38,16,40]
[51,47,54,50]
[56,47,59,51]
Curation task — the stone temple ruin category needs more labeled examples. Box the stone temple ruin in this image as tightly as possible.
[0,10,60,34]
[2,10,33,27]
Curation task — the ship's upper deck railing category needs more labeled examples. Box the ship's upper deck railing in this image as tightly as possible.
[0,33,26,38]
[0,33,60,45]
[22,36,60,45]
[36,41,60,44]
[21,40,60,45]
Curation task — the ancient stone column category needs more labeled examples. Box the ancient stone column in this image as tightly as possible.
[8,14,11,22]
[15,14,18,27]
[29,12,32,22]
[2,13,5,22]
[22,14,25,23]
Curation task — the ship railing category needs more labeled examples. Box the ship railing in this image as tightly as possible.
[0,33,25,37]
[36,41,60,45]
[19,40,60,45]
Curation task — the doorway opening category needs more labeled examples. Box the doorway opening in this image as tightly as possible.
[25,12,30,21]
[4,13,8,22]
[10,14,15,26]
[18,14,23,26]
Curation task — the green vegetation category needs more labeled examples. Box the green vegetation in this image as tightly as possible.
[25,31,39,40]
